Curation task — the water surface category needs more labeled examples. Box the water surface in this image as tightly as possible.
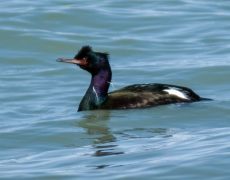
[1,0,230,179]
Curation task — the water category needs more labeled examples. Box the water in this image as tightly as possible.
[1,0,230,179]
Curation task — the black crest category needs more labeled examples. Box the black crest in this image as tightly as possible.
[75,46,92,59]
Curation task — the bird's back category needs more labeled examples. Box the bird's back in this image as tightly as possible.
[101,83,202,110]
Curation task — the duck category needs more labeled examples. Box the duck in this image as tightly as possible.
[57,46,210,111]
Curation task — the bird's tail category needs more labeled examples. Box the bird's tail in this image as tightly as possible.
[200,97,213,101]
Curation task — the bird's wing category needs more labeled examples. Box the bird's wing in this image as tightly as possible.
[101,83,199,109]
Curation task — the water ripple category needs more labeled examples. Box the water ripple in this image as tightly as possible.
[1,0,230,179]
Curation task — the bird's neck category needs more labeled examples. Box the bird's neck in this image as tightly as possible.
[78,67,112,111]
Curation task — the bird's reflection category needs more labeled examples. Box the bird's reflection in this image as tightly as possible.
[78,110,124,157]
[77,110,173,164]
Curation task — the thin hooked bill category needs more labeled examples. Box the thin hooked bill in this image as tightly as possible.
[56,58,87,66]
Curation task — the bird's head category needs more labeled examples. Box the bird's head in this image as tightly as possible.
[57,46,110,75]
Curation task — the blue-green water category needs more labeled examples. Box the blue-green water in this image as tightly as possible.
[1,0,230,179]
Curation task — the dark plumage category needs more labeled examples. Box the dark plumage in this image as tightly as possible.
[57,46,209,111]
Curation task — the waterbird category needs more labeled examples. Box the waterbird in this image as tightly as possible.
[57,46,210,111]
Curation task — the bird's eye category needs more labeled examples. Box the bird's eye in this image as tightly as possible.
[82,57,88,65]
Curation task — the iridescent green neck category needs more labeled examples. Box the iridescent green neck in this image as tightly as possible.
[78,67,112,111]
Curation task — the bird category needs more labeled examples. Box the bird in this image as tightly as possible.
[57,46,210,111]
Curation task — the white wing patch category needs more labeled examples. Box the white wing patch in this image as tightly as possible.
[163,88,189,100]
